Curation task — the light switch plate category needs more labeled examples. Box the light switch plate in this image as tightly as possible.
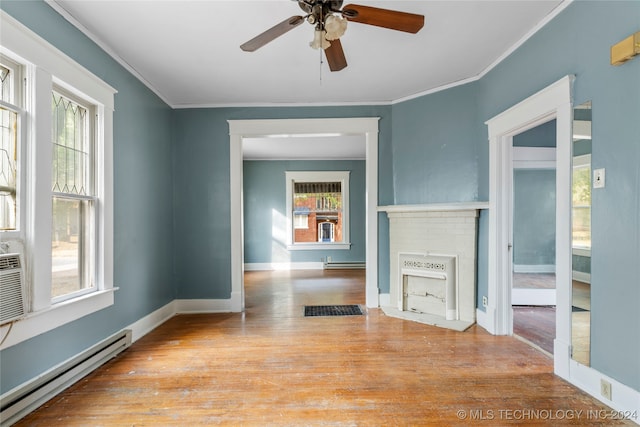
[593,168,605,188]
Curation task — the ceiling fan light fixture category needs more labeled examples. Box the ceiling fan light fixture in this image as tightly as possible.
[310,29,331,50]
[324,14,347,41]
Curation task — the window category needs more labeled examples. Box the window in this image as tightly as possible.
[51,90,96,301]
[0,13,115,349]
[572,154,591,249]
[285,171,350,250]
[0,56,22,233]
[293,213,309,229]
[318,221,335,242]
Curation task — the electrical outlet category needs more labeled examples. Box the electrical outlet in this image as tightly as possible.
[482,296,488,307]
[327,256,332,263]
[600,379,612,400]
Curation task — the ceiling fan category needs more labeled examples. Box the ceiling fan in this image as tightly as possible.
[240,0,425,72]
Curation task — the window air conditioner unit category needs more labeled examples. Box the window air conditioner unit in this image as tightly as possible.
[0,253,27,324]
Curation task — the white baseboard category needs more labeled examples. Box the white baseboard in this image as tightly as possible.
[572,271,591,284]
[513,264,555,273]
[175,299,232,313]
[244,262,324,271]
[476,307,492,334]
[379,293,390,307]
[569,361,640,425]
[128,301,176,343]
[129,299,235,342]
[512,288,556,306]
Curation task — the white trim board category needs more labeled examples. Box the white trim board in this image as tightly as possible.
[572,271,591,284]
[244,262,324,271]
[512,288,556,306]
[485,75,574,380]
[513,264,556,273]
[567,360,640,424]
[513,146,557,169]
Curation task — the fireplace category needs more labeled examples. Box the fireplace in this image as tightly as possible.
[399,253,457,320]
[379,203,487,331]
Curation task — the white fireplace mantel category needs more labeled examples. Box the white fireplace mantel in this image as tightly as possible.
[381,202,488,331]
[378,202,489,213]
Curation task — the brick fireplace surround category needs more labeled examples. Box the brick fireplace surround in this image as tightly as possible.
[378,203,488,331]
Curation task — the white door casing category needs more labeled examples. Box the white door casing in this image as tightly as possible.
[485,75,574,380]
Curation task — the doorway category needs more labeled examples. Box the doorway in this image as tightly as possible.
[485,75,574,379]
[229,118,380,312]
[510,120,558,354]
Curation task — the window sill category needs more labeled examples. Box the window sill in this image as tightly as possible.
[0,288,117,350]
[287,243,351,251]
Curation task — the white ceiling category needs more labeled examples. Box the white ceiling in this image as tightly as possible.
[48,0,566,160]
[51,0,567,108]
[243,134,366,160]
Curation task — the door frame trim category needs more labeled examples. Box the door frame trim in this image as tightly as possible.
[485,75,574,380]
[228,117,380,311]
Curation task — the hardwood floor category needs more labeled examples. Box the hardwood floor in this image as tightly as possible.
[16,270,631,426]
[512,306,555,355]
[512,274,591,366]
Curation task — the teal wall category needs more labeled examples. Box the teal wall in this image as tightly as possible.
[513,120,556,147]
[171,105,391,299]
[391,83,481,204]
[513,170,556,266]
[512,121,557,267]
[475,0,640,389]
[0,2,174,392]
[573,254,591,275]
[243,160,366,264]
[1,0,638,397]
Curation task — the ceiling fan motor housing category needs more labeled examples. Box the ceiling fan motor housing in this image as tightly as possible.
[299,0,347,27]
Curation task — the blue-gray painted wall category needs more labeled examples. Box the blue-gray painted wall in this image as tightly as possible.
[513,170,556,266]
[1,0,638,395]
[475,0,640,389]
[171,106,391,300]
[0,1,174,392]
[512,121,557,267]
[513,120,557,147]
[391,83,481,204]
[573,254,591,275]
[243,160,366,264]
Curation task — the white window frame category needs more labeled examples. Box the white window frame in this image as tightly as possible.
[293,213,308,229]
[317,221,335,242]
[0,11,116,350]
[285,170,350,250]
[0,54,25,237]
[50,88,97,303]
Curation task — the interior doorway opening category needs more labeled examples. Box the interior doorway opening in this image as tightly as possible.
[485,75,573,380]
[229,118,380,312]
[510,120,558,355]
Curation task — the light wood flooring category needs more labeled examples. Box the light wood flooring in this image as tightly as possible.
[16,270,626,426]
[512,274,591,366]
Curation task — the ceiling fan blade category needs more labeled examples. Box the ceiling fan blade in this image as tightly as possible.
[240,16,305,52]
[324,38,347,72]
[342,4,424,33]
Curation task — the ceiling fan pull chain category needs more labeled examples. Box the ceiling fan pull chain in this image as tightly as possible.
[319,44,323,85]
[319,4,323,84]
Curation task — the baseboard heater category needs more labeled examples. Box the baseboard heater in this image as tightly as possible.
[0,329,132,426]
[323,262,366,270]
